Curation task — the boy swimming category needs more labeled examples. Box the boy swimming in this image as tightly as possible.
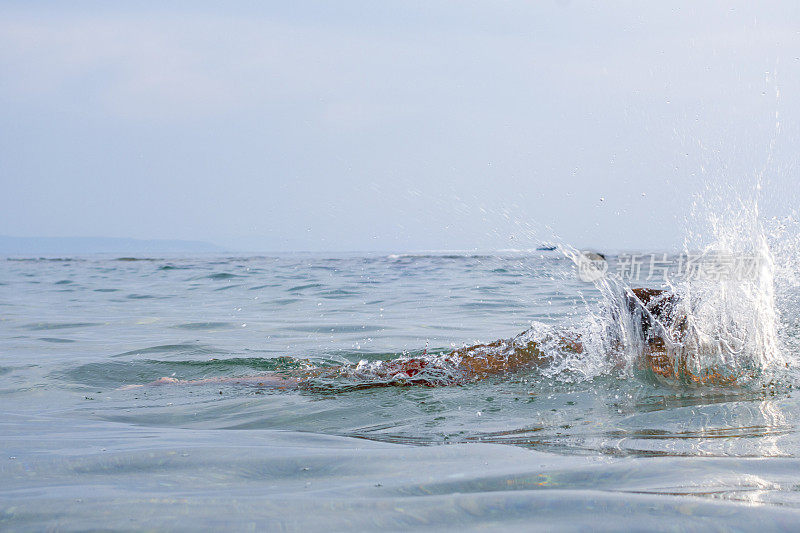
[135,287,744,389]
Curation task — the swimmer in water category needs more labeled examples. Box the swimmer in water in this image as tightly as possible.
[134,288,739,390]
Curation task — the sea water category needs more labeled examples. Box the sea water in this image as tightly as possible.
[3,246,800,530]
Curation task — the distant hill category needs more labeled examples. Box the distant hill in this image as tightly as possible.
[0,236,225,255]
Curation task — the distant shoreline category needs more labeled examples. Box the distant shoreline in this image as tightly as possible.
[0,235,224,255]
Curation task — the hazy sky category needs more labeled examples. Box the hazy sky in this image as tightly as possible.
[2,1,799,251]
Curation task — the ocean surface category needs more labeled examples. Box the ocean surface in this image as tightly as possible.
[3,252,800,531]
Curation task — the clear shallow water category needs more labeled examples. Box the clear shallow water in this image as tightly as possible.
[3,253,800,530]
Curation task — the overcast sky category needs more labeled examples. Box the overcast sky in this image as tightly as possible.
[2,1,799,252]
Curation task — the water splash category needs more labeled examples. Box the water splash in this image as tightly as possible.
[673,200,780,381]
[661,84,798,384]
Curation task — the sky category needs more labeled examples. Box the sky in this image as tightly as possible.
[1,1,799,252]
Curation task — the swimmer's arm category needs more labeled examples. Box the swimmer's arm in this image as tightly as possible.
[125,333,585,389]
[121,373,300,390]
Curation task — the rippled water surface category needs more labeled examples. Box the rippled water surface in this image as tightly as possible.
[3,253,800,530]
